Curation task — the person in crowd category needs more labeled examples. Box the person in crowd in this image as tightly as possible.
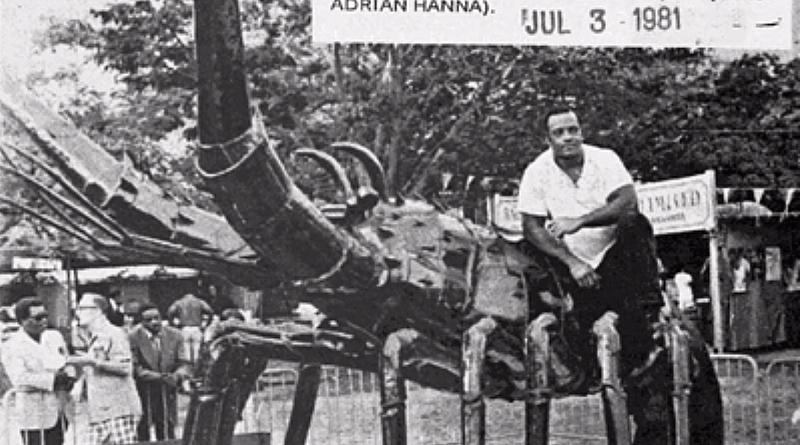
[207,283,237,315]
[220,308,245,323]
[784,255,800,293]
[674,264,696,311]
[120,301,142,334]
[1,297,75,445]
[128,303,190,441]
[0,306,18,396]
[784,255,800,348]
[202,308,246,351]
[70,293,141,445]
[732,249,751,293]
[105,291,126,328]
[517,106,662,384]
[167,293,214,364]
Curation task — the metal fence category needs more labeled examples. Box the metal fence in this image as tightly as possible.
[713,353,763,444]
[762,357,800,445]
[2,354,799,444]
[242,355,800,445]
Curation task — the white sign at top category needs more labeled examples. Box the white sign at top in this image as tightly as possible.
[313,0,793,49]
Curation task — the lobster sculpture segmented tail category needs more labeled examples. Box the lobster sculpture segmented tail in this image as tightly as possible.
[0,0,724,444]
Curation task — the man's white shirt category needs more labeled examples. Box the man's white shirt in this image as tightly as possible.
[674,271,695,310]
[517,144,633,268]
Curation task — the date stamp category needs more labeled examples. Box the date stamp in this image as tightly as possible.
[313,0,793,50]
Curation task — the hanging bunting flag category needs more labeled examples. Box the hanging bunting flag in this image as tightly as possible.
[441,172,454,191]
[465,175,475,192]
[753,188,765,205]
[780,188,793,221]
[787,188,800,214]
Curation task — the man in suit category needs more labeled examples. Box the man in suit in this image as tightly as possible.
[129,303,191,441]
[1,297,74,445]
[71,293,141,445]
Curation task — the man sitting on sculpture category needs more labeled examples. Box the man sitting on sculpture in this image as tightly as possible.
[516,106,663,389]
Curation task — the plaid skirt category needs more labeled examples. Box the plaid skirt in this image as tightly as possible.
[88,415,140,445]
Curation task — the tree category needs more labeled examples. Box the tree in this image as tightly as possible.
[34,0,800,207]
[625,54,800,186]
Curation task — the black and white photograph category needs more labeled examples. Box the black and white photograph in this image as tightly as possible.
[1,1,799,444]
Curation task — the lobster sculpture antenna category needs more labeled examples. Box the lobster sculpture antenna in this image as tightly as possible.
[194,0,386,288]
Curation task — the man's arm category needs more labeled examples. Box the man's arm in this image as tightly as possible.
[200,299,214,316]
[522,213,600,288]
[581,184,638,227]
[167,301,180,320]
[547,184,637,238]
[1,339,64,391]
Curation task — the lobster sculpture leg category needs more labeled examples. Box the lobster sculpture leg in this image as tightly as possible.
[183,336,269,445]
[525,313,558,445]
[593,312,632,445]
[461,317,498,445]
[284,364,324,445]
[525,311,632,445]
[380,330,411,445]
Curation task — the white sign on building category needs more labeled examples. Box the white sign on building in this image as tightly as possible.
[313,0,793,50]
[12,256,63,271]
[636,170,716,235]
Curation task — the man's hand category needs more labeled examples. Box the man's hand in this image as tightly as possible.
[546,217,584,239]
[67,354,96,367]
[53,369,77,391]
[162,373,178,388]
[568,259,600,288]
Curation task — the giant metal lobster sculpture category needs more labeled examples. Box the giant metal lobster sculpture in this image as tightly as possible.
[0,0,723,444]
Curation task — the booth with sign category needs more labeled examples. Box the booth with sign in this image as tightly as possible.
[711,187,800,350]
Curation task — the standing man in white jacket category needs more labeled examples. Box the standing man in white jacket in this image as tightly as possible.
[1,297,74,445]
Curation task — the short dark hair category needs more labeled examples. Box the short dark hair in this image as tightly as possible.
[139,302,160,317]
[15,296,45,322]
[542,105,578,133]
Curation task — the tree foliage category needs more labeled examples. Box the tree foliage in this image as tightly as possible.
[35,0,800,209]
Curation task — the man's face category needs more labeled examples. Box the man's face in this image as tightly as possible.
[75,296,103,328]
[22,305,49,338]
[141,308,162,335]
[546,111,584,160]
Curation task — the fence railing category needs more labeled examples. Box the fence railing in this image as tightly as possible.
[762,358,800,445]
[2,354,799,444]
